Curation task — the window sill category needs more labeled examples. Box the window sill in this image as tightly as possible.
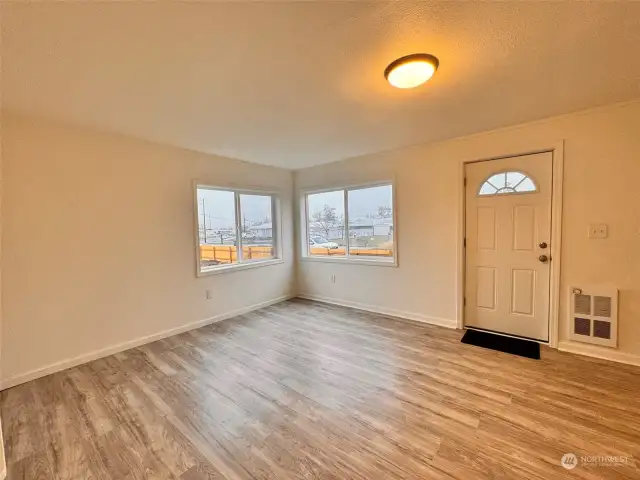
[197,258,284,277]
[300,256,398,267]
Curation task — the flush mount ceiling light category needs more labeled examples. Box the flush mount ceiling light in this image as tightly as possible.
[384,53,439,89]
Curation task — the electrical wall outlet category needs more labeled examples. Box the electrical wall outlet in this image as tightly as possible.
[588,224,608,239]
[205,289,213,299]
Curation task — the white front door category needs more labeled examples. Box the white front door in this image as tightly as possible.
[464,152,553,341]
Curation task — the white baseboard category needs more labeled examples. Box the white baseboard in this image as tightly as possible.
[297,293,458,329]
[0,425,7,480]
[0,422,5,480]
[557,341,640,367]
[0,294,295,391]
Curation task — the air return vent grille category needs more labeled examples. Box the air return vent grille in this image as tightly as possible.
[594,296,612,317]
[574,294,591,315]
[569,286,618,348]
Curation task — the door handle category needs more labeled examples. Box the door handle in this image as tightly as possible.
[539,255,549,263]
[539,242,548,249]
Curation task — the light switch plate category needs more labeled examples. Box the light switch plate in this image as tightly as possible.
[588,224,608,239]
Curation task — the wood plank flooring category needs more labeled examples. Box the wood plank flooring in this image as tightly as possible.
[2,298,640,479]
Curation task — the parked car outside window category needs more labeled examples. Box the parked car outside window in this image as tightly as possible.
[309,236,339,249]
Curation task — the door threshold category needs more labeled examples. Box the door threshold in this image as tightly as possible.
[464,326,549,344]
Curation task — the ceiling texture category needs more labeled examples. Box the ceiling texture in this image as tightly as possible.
[2,2,640,169]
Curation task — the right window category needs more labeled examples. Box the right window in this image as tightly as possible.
[305,183,395,263]
[348,184,394,259]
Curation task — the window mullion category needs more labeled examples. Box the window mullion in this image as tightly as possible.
[271,195,278,259]
[235,192,244,263]
[305,194,311,256]
[344,189,350,256]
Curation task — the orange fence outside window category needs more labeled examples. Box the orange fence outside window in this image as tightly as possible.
[308,247,393,257]
[200,245,274,264]
[200,245,392,264]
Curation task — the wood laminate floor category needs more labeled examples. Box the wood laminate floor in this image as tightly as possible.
[2,299,640,479]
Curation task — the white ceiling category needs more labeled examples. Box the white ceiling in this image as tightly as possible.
[3,2,640,169]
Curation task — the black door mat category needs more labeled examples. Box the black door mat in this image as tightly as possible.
[461,329,540,359]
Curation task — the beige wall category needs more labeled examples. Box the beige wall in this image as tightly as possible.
[1,114,295,385]
[296,100,640,360]
[3,100,640,386]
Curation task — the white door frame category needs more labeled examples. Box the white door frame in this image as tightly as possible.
[457,142,564,347]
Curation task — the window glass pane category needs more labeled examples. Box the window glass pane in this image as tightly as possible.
[348,185,394,258]
[515,177,536,192]
[240,194,274,261]
[197,188,237,269]
[506,171,525,188]
[307,190,346,256]
[487,173,506,189]
[479,182,497,196]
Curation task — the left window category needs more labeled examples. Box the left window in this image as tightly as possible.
[196,185,280,275]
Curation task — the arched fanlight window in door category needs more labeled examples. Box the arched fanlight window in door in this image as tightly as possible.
[478,171,537,196]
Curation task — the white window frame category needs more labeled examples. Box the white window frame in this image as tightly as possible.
[300,181,397,267]
[194,183,283,277]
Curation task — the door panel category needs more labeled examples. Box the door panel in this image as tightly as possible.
[511,269,536,316]
[477,207,497,251]
[512,205,536,251]
[464,152,552,341]
[476,267,497,310]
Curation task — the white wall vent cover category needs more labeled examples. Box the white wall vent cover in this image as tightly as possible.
[568,285,618,348]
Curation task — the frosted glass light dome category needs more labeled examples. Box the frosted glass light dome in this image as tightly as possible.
[385,54,439,89]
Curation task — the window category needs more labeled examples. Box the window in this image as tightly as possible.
[196,185,280,275]
[478,171,537,196]
[307,190,346,256]
[304,183,395,264]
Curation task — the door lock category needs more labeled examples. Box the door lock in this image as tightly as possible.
[539,254,549,263]
[539,242,548,249]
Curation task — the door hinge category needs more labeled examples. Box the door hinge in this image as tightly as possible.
[463,237,467,248]
[463,297,466,306]
[464,177,467,187]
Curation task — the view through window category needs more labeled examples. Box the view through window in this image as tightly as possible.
[306,184,394,260]
[197,186,277,273]
[240,193,275,261]
[307,190,346,256]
